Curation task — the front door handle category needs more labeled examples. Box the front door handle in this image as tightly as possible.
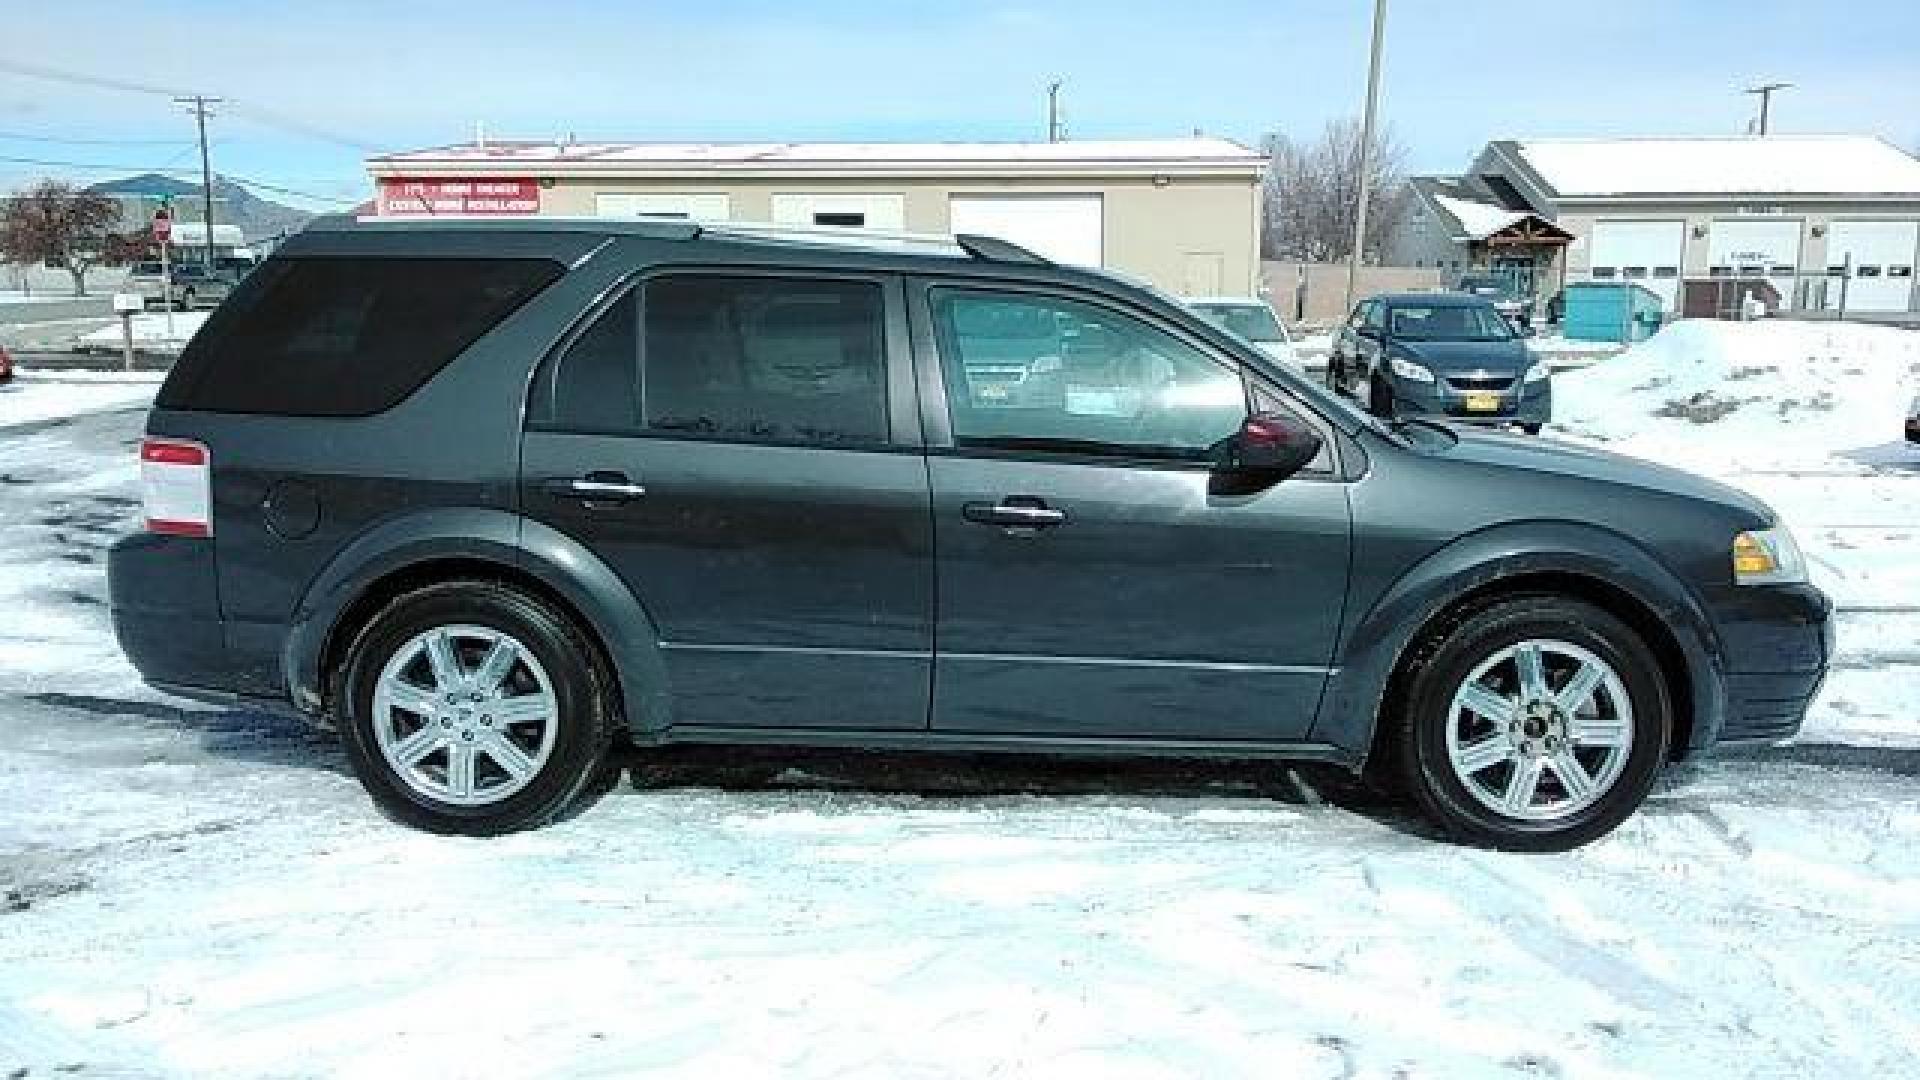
[544,471,647,503]
[963,498,1067,532]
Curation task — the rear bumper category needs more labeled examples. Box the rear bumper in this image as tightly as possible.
[1699,582,1833,747]
[108,532,292,704]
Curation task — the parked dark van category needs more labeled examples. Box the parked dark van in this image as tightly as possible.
[109,218,1830,850]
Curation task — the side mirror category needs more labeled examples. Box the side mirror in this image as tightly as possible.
[1213,412,1323,488]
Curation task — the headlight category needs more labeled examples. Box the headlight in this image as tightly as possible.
[1388,354,1434,383]
[1733,527,1807,585]
[1524,361,1551,384]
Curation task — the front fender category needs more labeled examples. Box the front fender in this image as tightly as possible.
[1312,520,1727,761]
[282,508,669,736]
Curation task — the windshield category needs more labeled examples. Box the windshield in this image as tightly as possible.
[1388,303,1514,342]
[1192,303,1285,343]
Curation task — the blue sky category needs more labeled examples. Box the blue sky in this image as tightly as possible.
[3,0,1916,210]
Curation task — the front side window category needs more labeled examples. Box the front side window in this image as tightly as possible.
[642,276,887,447]
[932,289,1245,461]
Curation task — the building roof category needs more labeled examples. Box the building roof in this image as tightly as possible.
[1409,176,1570,243]
[366,138,1265,179]
[1500,135,1920,199]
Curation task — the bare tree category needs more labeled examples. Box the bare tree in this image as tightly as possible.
[1,179,122,296]
[1261,118,1408,264]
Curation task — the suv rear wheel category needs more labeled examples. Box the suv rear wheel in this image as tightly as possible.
[337,580,618,834]
[1391,595,1670,851]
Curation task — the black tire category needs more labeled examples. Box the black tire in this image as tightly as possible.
[1368,373,1394,419]
[1389,595,1671,851]
[1521,423,1543,436]
[336,580,619,835]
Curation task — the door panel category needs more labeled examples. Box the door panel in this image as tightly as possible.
[522,435,933,730]
[915,280,1353,743]
[930,456,1350,740]
[520,270,933,732]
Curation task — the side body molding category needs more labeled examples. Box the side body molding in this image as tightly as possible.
[1312,520,1729,760]
[281,507,669,735]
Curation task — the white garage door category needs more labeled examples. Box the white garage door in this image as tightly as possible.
[1824,220,1919,312]
[769,193,906,231]
[1709,219,1804,308]
[948,195,1103,267]
[1586,220,1685,310]
[595,192,731,220]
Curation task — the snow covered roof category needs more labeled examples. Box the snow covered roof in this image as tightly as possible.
[367,138,1264,178]
[1508,136,1920,199]
[1431,192,1527,240]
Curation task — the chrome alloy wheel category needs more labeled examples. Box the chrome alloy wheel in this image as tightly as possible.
[371,624,559,807]
[1444,639,1634,822]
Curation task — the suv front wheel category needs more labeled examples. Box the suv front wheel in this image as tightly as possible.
[1391,596,1671,851]
[337,580,619,834]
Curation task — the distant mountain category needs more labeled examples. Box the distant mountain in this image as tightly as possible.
[88,173,314,243]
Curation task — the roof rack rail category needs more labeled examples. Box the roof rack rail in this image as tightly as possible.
[954,233,1048,264]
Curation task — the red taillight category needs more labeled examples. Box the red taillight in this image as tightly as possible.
[140,437,212,537]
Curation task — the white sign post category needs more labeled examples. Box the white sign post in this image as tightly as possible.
[112,293,144,372]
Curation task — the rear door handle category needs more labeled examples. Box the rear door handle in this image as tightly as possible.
[963,499,1067,531]
[544,471,647,503]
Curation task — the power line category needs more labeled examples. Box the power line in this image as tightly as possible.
[0,153,362,206]
[0,130,191,147]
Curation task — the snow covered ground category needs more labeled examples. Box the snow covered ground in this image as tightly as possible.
[75,312,210,355]
[2,323,1918,1078]
[0,371,168,431]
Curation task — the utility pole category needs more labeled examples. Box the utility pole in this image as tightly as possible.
[1047,80,1064,143]
[174,94,222,267]
[1343,0,1388,314]
[1745,81,1792,137]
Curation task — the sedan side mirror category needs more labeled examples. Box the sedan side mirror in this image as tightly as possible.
[1213,412,1323,489]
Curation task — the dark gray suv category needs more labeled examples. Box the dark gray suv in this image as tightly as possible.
[108,218,1830,850]
[1329,293,1549,433]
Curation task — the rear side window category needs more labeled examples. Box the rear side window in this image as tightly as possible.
[538,274,888,447]
[158,257,562,416]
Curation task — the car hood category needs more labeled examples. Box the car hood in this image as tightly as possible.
[1392,337,1528,375]
[1253,340,1299,366]
[1432,424,1773,524]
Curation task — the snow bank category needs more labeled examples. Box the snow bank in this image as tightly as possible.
[0,373,162,430]
[76,312,210,355]
[1551,319,1920,472]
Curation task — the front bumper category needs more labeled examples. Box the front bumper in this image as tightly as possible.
[1392,377,1551,427]
[1699,582,1833,747]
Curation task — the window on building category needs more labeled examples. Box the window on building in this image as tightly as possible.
[1590,267,1618,280]
[1768,264,1794,277]
[1621,266,1648,279]
[1857,265,1883,278]
[1890,266,1914,279]
[1652,266,1679,279]
[813,212,866,228]
[1709,265,1733,278]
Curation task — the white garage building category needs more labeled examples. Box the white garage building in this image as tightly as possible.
[364,139,1265,296]
[1391,135,1920,318]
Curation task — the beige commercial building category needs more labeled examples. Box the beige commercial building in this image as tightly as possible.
[364,138,1265,296]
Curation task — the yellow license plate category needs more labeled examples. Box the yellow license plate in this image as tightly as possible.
[1464,392,1502,413]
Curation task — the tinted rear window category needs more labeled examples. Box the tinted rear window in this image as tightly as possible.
[157,256,563,415]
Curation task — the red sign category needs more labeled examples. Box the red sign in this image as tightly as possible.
[152,210,172,243]
[377,177,541,216]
